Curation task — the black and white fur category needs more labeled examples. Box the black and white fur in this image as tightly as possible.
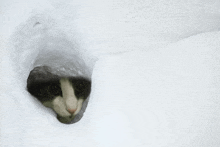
[27,66,91,124]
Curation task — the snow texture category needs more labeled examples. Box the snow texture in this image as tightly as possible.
[1,0,220,146]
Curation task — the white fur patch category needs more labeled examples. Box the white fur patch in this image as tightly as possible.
[60,78,78,110]
[74,99,84,115]
[49,78,85,118]
[52,96,71,117]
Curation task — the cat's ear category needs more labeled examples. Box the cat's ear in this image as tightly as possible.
[42,101,53,108]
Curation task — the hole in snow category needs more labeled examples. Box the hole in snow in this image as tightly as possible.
[10,17,94,124]
[26,65,91,124]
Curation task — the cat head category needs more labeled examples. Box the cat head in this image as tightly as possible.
[27,66,91,124]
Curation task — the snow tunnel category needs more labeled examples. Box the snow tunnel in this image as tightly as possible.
[9,17,95,124]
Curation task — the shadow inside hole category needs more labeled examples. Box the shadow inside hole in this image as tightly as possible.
[26,66,91,124]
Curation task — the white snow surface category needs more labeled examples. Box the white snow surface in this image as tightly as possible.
[1,0,220,146]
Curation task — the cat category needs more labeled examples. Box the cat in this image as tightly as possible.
[27,66,91,124]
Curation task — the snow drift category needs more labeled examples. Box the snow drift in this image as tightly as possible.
[1,0,220,146]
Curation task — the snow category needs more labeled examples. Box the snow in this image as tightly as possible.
[1,0,220,146]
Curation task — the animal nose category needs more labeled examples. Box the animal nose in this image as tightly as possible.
[67,109,77,114]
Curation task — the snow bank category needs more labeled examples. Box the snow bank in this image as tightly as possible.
[1,0,220,146]
[92,32,220,146]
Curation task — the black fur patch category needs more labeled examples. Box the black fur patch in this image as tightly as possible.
[70,77,91,100]
[27,66,91,103]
